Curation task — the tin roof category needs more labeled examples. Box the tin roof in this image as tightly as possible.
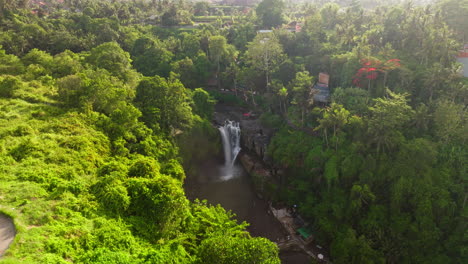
[457,52,468,58]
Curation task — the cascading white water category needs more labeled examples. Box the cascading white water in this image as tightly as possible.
[218,120,241,180]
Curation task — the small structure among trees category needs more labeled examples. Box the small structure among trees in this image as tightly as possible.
[312,72,331,104]
[456,44,468,77]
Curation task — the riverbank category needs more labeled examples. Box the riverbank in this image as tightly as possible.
[183,155,312,264]
[240,151,329,263]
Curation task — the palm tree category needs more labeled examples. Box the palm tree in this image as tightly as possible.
[315,103,351,151]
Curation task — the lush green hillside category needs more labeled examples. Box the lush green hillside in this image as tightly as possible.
[0,48,279,264]
[0,2,280,260]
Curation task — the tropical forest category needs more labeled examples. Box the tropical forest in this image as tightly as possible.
[0,0,466,263]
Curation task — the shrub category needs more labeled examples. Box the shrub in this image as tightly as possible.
[127,157,160,178]
[0,76,23,97]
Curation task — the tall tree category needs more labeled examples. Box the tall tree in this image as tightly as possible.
[256,0,285,29]
[437,0,468,41]
[0,0,28,12]
[191,88,216,119]
[320,3,341,30]
[290,71,314,126]
[134,74,193,133]
[132,37,174,77]
[86,42,134,82]
[315,103,352,150]
[433,99,467,144]
[208,35,228,84]
[193,1,210,16]
[245,34,285,93]
[367,90,413,154]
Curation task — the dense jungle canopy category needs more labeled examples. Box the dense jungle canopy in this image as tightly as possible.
[0,0,466,263]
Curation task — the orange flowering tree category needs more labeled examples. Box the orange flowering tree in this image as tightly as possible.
[353,58,401,95]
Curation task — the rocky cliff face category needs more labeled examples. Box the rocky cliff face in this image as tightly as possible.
[212,105,243,126]
[213,106,273,164]
[238,152,277,199]
[214,108,281,199]
[239,119,272,163]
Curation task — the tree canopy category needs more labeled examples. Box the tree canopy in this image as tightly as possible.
[0,1,466,263]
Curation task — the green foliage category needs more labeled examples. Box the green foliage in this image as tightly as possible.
[245,34,285,93]
[315,103,352,150]
[259,112,284,129]
[22,49,53,70]
[270,87,465,263]
[161,4,192,26]
[208,36,227,66]
[0,14,280,264]
[134,75,194,133]
[160,158,185,181]
[101,102,142,140]
[227,22,256,52]
[269,128,322,169]
[197,236,280,264]
[184,199,248,245]
[191,88,216,119]
[8,138,40,161]
[193,2,210,16]
[127,156,161,178]
[79,249,135,264]
[176,116,220,173]
[51,50,83,78]
[132,37,173,77]
[208,35,237,80]
[126,176,189,240]
[0,2,465,263]
[192,51,211,86]
[171,57,197,88]
[256,0,285,28]
[87,42,137,84]
[209,90,245,106]
[92,171,130,215]
[56,74,82,107]
[332,87,370,115]
[433,99,467,143]
[0,47,24,75]
[0,75,23,97]
[367,90,413,153]
[145,244,192,264]
[331,228,385,264]
[324,155,339,188]
[350,184,375,213]
[290,71,314,126]
[320,3,341,30]
[57,69,133,114]
[180,33,201,58]
[437,0,468,41]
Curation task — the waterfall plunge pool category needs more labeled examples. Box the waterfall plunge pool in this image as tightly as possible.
[183,120,311,263]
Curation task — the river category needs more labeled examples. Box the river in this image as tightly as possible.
[183,134,311,263]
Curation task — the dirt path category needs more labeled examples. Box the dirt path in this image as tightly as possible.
[0,214,15,257]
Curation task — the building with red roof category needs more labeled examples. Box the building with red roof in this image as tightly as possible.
[456,44,468,77]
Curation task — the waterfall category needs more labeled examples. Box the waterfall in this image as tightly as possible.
[218,120,241,180]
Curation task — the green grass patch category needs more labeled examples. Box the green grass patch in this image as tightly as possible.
[193,16,232,22]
